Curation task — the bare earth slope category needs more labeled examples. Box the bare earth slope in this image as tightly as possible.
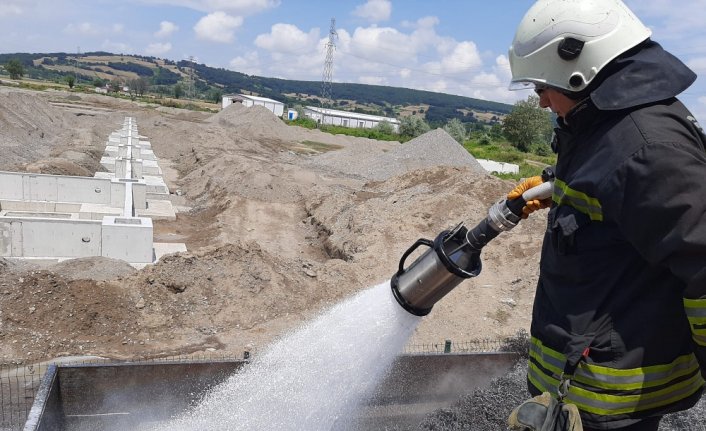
[0,88,544,363]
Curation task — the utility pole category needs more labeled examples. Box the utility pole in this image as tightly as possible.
[188,55,196,99]
[320,18,337,126]
[75,46,81,83]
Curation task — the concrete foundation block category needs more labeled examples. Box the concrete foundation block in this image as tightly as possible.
[101,216,153,263]
[131,160,144,179]
[115,158,128,178]
[132,182,147,210]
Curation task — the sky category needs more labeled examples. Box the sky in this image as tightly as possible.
[1,0,706,122]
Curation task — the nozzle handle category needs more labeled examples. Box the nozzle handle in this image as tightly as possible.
[396,238,433,275]
[506,181,554,217]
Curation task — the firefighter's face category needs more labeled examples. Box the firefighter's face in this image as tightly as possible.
[536,87,577,119]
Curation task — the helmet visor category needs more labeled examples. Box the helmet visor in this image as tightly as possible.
[509,80,543,91]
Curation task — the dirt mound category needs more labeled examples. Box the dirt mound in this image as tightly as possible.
[48,257,137,281]
[207,103,291,140]
[305,165,545,342]
[0,270,142,362]
[24,158,94,176]
[0,90,70,170]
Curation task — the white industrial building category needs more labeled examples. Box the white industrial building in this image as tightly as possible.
[222,94,285,117]
[303,106,400,132]
[477,159,520,175]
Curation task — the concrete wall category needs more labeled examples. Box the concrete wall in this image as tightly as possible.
[0,216,154,262]
[0,217,102,258]
[0,172,119,205]
[0,171,145,210]
[25,353,518,431]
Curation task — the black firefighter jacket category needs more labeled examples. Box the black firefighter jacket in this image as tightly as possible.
[527,41,706,429]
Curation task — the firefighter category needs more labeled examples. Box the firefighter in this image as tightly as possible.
[505,0,706,430]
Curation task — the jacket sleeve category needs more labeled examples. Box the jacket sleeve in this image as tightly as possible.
[610,137,706,373]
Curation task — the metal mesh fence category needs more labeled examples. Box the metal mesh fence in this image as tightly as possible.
[403,338,505,354]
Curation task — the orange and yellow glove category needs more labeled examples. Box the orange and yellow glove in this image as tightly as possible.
[507,176,552,219]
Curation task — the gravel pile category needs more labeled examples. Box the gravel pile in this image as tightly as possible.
[413,330,706,430]
[364,128,486,181]
[304,128,486,181]
[417,367,705,431]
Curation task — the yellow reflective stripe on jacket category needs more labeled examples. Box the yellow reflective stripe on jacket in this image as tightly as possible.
[553,179,603,221]
[684,297,706,346]
[528,363,704,416]
[577,355,701,390]
[529,337,705,415]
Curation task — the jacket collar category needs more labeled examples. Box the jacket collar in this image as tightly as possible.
[589,41,696,111]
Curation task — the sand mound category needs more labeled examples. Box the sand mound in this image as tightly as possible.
[0,90,70,170]
[303,128,486,181]
[48,257,137,281]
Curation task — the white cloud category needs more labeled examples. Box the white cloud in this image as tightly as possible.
[145,42,172,56]
[254,23,320,54]
[427,41,483,75]
[155,21,179,38]
[135,0,279,15]
[687,57,706,74]
[627,0,706,36]
[352,0,391,23]
[348,26,420,65]
[229,51,262,76]
[64,22,100,36]
[194,11,243,43]
[64,21,123,36]
[0,2,23,17]
[101,40,131,53]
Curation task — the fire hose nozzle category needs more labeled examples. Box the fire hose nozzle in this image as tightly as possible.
[390,224,481,316]
[391,180,554,316]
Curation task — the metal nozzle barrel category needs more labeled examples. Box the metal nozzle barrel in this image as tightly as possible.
[391,224,481,316]
[391,180,554,316]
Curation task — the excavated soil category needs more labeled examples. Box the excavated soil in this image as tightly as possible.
[0,88,546,363]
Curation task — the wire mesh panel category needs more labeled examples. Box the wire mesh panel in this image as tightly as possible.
[403,338,506,354]
[0,363,48,431]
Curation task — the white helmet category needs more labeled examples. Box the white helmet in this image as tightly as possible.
[509,0,651,92]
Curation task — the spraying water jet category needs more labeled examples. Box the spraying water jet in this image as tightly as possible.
[391,177,553,316]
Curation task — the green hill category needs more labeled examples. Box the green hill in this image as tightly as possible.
[0,51,511,127]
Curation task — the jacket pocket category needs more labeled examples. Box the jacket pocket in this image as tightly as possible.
[549,205,591,255]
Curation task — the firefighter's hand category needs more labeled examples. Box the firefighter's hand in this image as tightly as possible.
[507,176,552,219]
